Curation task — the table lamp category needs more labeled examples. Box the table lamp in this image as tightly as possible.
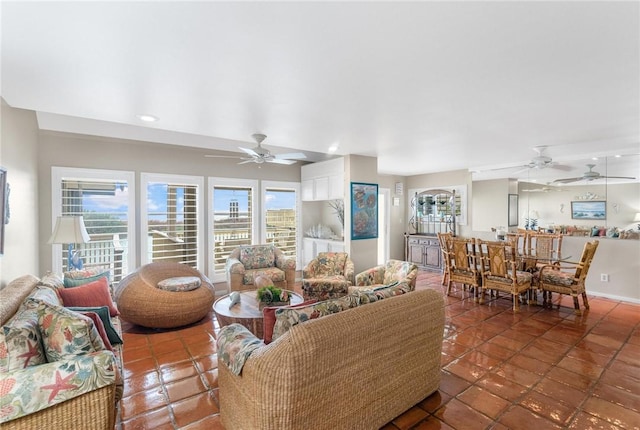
[48,215,91,271]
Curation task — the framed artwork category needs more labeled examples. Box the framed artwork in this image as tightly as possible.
[0,167,6,255]
[350,182,378,240]
[508,194,518,226]
[571,201,606,220]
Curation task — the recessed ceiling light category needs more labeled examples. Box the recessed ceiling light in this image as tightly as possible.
[136,114,158,122]
[615,154,622,158]
[327,142,339,153]
[592,157,598,160]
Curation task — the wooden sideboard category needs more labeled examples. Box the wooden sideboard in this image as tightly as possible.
[405,234,442,272]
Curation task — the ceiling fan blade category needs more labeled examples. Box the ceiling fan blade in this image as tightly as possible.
[548,163,573,171]
[239,146,259,157]
[237,158,256,165]
[601,175,636,180]
[552,177,583,184]
[274,152,307,160]
[267,158,297,165]
[204,154,243,159]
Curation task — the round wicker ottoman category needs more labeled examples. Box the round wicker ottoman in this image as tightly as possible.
[114,262,216,329]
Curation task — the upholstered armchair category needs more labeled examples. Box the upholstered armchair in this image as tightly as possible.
[350,259,418,293]
[302,252,355,301]
[226,244,296,292]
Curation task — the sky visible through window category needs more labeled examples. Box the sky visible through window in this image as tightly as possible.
[80,185,296,219]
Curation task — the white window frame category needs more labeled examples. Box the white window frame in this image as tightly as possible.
[207,177,259,283]
[140,173,205,269]
[261,180,302,268]
[51,167,136,275]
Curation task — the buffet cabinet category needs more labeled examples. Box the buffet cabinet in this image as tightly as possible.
[405,234,442,272]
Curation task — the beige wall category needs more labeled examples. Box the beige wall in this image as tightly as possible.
[0,101,40,287]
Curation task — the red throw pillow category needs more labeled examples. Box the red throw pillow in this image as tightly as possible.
[263,299,317,344]
[58,277,120,317]
[79,311,113,351]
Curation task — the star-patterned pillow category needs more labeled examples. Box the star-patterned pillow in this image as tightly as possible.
[1,313,47,372]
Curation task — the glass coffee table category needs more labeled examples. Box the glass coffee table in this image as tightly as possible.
[213,290,303,339]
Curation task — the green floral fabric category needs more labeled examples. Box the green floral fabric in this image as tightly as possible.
[243,267,286,285]
[1,314,46,372]
[216,324,265,375]
[0,351,117,423]
[239,245,275,270]
[27,298,106,362]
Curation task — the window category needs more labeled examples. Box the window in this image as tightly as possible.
[208,178,258,282]
[262,181,300,263]
[141,174,204,268]
[52,167,136,284]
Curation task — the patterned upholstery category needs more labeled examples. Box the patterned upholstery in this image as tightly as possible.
[226,245,296,292]
[351,259,418,292]
[538,240,599,315]
[302,252,355,301]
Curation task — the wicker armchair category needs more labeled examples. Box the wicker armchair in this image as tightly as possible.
[476,239,533,312]
[225,244,296,292]
[445,237,481,300]
[437,232,453,286]
[351,259,418,292]
[302,252,355,300]
[539,240,599,315]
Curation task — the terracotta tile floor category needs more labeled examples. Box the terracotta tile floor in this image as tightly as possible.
[116,271,640,429]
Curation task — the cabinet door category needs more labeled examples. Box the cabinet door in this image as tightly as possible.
[424,243,441,268]
[315,240,330,254]
[303,238,316,267]
[314,177,329,200]
[328,173,344,199]
[301,179,314,201]
[408,243,424,265]
[329,242,345,253]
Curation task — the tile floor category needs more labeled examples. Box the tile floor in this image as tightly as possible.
[116,271,640,430]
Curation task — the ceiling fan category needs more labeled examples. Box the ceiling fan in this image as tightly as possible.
[205,133,307,165]
[478,146,571,173]
[552,164,636,184]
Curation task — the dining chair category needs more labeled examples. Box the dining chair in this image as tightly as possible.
[437,232,453,286]
[538,240,599,315]
[476,239,533,312]
[446,237,481,301]
[523,232,563,272]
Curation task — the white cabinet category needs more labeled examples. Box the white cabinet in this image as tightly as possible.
[301,157,344,201]
[302,238,346,268]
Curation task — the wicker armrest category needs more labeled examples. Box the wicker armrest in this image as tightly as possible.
[0,351,117,424]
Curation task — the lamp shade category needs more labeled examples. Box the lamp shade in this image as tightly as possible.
[48,216,91,245]
[634,213,640,222]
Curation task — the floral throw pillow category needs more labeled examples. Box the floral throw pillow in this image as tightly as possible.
[240,245,275,270]
[217,323,265,375]
[1,314,47,372]
[27,298,106,362]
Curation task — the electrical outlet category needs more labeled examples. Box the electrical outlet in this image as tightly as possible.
[600,274,609,282]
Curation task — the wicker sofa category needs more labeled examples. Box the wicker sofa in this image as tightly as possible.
[0,274,122,430]
[217,288,445,430]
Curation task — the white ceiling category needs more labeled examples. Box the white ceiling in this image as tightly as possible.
[1,1,639,182]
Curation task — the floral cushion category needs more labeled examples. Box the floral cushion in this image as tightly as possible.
[383,260,417,285]
[272,295,356,342]
[239,245,275,270]
[63,267,111,287]
[216,323,265,375]
[486,271,533,285]
[541,270,575,287]
[0,351,117,423]
[38,272,64,290]
[314,252,348,276]
[243,267,285,285]
[1,315,47,372]
[156,276,201,292]
[27,298,106,362]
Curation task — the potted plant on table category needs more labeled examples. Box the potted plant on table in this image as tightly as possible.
[255,275,289,309]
